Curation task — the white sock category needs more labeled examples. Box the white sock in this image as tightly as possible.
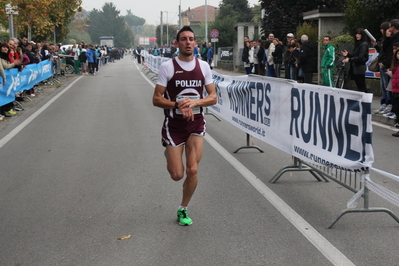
[178,206,187,211]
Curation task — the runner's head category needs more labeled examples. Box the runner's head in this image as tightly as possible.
[175,26,195,57]
[176,26,195,42]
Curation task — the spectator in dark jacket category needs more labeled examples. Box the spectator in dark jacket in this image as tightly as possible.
[257,39,266,76]
[272,38,283,78]
[342,28,369,93]
[25,43,40,64]
[299,35,317,84]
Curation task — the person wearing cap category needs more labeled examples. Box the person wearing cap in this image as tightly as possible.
[284,33,295,79]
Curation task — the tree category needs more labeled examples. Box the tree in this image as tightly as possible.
[343,0,399,38]
[87,3,134,47]
[260,0,343,40]
[356,0,399,20]
[209,15,239,47]
[210,0,255,47]
[155,24,178,47]
[124,10,146,27]
[0,0,81,41]
[218,0,252,23]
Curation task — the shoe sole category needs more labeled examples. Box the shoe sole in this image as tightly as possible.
[178,219,193,226]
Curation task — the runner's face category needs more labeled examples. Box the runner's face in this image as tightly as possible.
[177,31,195,56]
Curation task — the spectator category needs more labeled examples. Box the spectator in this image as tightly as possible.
[272,38,283,78]
[321,36,335,87]
[252,40,260,75]
[40,43,50,61]
[94,46,101,72]
[194,43,199,58]
[266,33,276,77]
[25,42,40,64]
[286,43,297,80]
[293,39,304,82]
[153,46,160,56]
[201,42,207,61]
[341,28,369,93]
[86,45,96,75]
[242,41,252,74]
[373,22,392,114]
[18,35,28,49]
[390,48,399,136]
[299,35,317,84]
[207,43,213,69]
[79,44,87,74]
[257,39,266,76]
[284,33,295,79]
[0,43,21,117]
[71,44,80,74]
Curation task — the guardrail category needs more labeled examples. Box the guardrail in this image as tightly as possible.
[0,60,53,106]
[138,53,399,228]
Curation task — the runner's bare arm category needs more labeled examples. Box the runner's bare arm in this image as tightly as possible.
[153,84,178,109]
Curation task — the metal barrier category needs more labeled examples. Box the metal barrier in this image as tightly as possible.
[137,54,399,229]
[270,157,399,228]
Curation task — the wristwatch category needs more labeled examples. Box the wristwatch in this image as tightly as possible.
[174,101,178,109]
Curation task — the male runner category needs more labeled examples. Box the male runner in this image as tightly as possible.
[152,26,217,226]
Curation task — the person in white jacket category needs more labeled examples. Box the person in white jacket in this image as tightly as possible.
[266,33,276,77]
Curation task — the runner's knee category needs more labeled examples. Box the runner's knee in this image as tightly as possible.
[186,166,198,178]
[170,171,184,181]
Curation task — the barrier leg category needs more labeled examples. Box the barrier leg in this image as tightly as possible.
[327,186,399,228]
[204,107,221,121]
[269,157,328,183]
[233,133,264,153]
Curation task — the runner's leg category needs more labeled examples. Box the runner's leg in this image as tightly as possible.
[166,145,185,181]
[181,135,203,207]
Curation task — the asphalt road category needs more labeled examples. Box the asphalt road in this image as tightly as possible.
[1,56,399,266]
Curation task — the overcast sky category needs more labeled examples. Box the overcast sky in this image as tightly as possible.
[81,0,261,25]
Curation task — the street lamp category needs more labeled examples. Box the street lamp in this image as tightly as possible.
[5,4,18,39]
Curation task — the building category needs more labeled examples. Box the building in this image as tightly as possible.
[181,5,219,41]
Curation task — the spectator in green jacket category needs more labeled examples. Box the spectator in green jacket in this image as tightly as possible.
[321,36,335,87]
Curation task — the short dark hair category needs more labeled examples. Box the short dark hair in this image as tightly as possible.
[0,43,9,49]
[390,19,399,30]
[393,42,399,47]
[324,36,332,41]
[176,26,195,41]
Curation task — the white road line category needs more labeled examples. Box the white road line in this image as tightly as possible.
[0,76,83,149]
[372,121,397,131]
[138,61,355,265]
[205,134,355,266]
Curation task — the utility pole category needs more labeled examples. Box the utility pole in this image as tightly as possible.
[205,0,208,44]
[179,0,182,29]
[160,11,163,47]
[5,4,18,39]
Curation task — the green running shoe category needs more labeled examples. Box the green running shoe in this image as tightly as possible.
[177,208,193,226]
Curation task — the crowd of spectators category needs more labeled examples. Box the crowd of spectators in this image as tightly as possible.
[241,21,399,135]
[0,36,126,122]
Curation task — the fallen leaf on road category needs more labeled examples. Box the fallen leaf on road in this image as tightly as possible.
[117,234,132,240]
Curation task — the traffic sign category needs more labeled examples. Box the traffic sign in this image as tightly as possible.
[210,29,219,38]
[211,38,219,42]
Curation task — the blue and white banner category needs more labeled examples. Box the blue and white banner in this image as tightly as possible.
[209,73,374,171]
[0,60,53,106]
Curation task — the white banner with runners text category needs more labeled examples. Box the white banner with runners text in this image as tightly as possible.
[208,73,374,172]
